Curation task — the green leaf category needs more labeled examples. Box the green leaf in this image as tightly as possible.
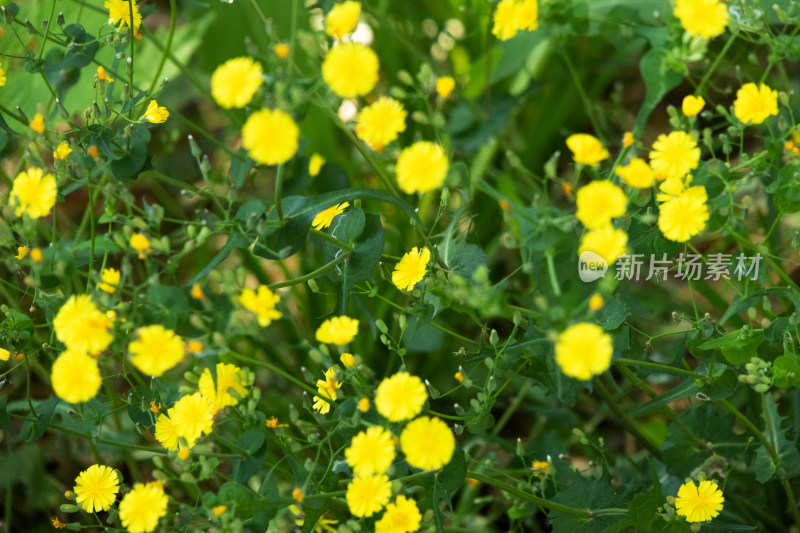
[186,233,251,286]
[229,149,255,188]
[24,397,60,442]
[0,395,15,437]
[593,294,630,331]
[773,353,800,388]
[752,394,800,482]
[109,125,151,179]
[635,48,682,132]
[773,164,800,213]
[698,329,765,365]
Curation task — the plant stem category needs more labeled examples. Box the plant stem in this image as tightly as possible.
[595,377,663,459]
[615,358,704,378]
[267,253,350,290]
[147,0,177,95]
[274,164,285,225]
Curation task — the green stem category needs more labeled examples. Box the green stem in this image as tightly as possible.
[86,169,96,290]
[147,0,177,95]
[267,253,350,290]
[698,33,737,94]
[545,248,561,297]
[562,52,603,141]
[274,164,285,226]
[615,358,703,378]
[225,352,331,403]
[595,377,663,459]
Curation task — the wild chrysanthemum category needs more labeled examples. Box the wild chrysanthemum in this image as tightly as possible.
[345,426,396,477]
[658,186,709,242]
[53,142,72,161]
[211,57,263,109]
[554,322,613,380]
[74,465,119,513]
[0,348,10,362]
[15,247,28,260]
[130,233,151,259]
[155,408,180,450]
[355,97,407,151]
[733,83,779,125]
[436,76,455,99]
[566,133,609,166]
[396,141,448,194]
[53,295,113,355]
[0,64,6,87]
[400,416,455,470]
[144,100,168,123]
[656,173,693,202]
[575,181,627,229]
[171,392,215,448]
[375,495,422,533]
[346,474,391,517]
[578,226,628,265]
[615,158,655,189]
[242,108,299,165]
[312,202,349,230]
[119,482,168,533]
[674,0,728,40]
[649,131,700,180]
[492,0,537,40]
[51,349,102,404]
[392,247,431,291]
[675,480,724,523]
[682,95,705,117]
[97,268,120,294]
[10,167,57,219]
[273,43,290,58]
[340,352,355,368]
[316,316,359,345]
[312,368,342,414]
[128,325,184,377]
[375,372,427,422]
[198,363,248,412]
[325,1,361,39]
[30,113,45,134]
[322,42,380,98]
[97,66,114,82]
[238,285,282,326]
[309,153,326,176]
[105,0,142,37]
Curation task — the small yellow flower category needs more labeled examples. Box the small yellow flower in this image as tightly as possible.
[242,108,299,165]
[0,63,5,87]
[149,401,162,415]
[658,186,709,242]
[589,294,604,311]
[51,349,103,404]
[30,248,42,262]
[675,480,724,523]
[190,283,205,300]
[315,316,359,345]
[119,482,168,533]
[198,362,248,412]
[682,95,705,117]
[674,0,728,40]
[10,167,58,219]
[649,131,700,181]
[622,131,634,148]
[105,0,143,38]
[210,57,263,109]
[322,42,379,98]
[392,247,431,292]
[355,97,407,152]
[177,447,190,460]
[130,233,151,259]
[30,113,45,134]
[0,348,10,362]
[358,397,370,412]
[531,460,549,477]
[88,145,100,159]
[312,202,349,230]
[325,1,361,39]
[144,100,169,123]
[492,0,538,41]
[292,488,304,503]
[346,474,391,517]
[97,66,114,82]
[615,158,655,189]
[15,246,28,260]
[733,83,779,125]
[436,76,456,99]
[266,417,288,428]
[396,141,449,194]
[566,133,609,166]
[51,518,66,529]
[273,43,290,58]
[340,352,355,368]
[187,341,203,353]
[53,142,72,161]
[312,368,342,414]
[309,154,325,176]
[171,392,215,448]
[375,495,422,533]
[129,325,185,377]
[237,285,282,327]
[53,295,113,355]
[575,181,627,229]
[375,372,427,422]
[212,505,227,517]
[345,426,396,477]
[555,323,613,381]
[400,416,455,470]
[454,371,464,383]
[98,268,121,294]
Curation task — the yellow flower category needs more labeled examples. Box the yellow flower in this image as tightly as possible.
[0,348,10,362]
[312,202,349,230]
[340,352,355,368]
[566,133,609,166]
[589,294,604,311]
[149,401,161,414]
[273,43,290,58]
[105,0,142,37]
[292,488,304,502]
[649,131,700,180]
[358,397,370,412]
[531,460,549,477]
[53,295,113,355]
[130,233,151,259]
[266,416,288,428]
[30,113,45,134]
[53,142,72,161]
[656,173,693,202]
[375,372,427,422]
[517,0,539,31]
[171,392,215,448]
[198,363,248,413]
[88,145,100,159]
[355,97,407,151]
[578,226,628,265]
[212,505,227,517]
[10,167,57,219]
[144,100,169,123]
[51,349,103,404]
[97,66,114,82]
[155,408,180,450]
[674,0,728,40]
[98,268,121,294]
[658,186,709,242]
[346,474,391,517]
[74,465,119,513]
[554,323,613,380]
[675,480,724,523]
[316,316,359,345]
[396,141,449,194]
[31,248,42,262]
[575,181,627,229]
[187,341,203,353]
[454,371,464,383]
[375,495,422,533]
[733,83,779,125]
[682,95,705,117]
[0,63,5,87]
[128,325,185,377]
[615,158,655,189]
[400,416,455,470]
[322,42,380,98]
[436,76,456,99]
[242,108,299,165]
[312,368,342,414]
[119,482,168,533]
[51,518,65,529]
[177,447,190,460]
[392,247,431,292]
[210,57,263,109]
[325,1,361,39]
[345,426,396,477]
[190,283,205,300]
[15,246,28,260]
[622,131,634,147]
[309,154,326,176]
[492,0,537,40]
[237,285,282,326]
